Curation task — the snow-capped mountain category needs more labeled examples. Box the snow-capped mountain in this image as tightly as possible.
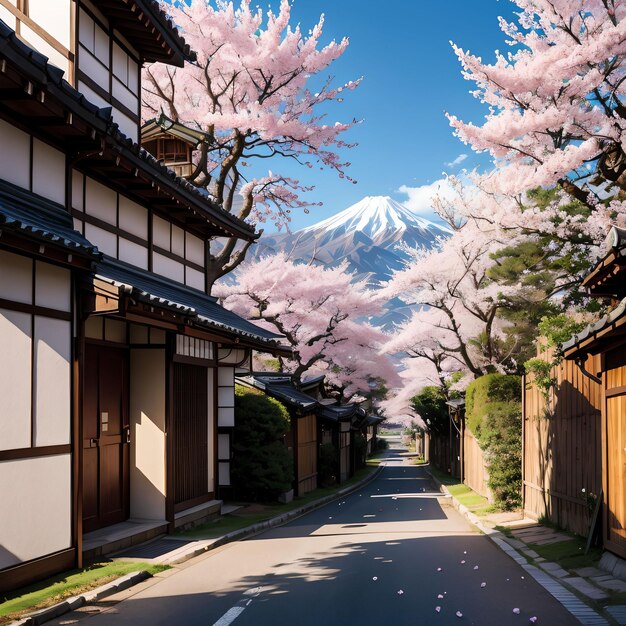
[254,195,450,285]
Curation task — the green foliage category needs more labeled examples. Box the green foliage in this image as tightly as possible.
[411,386,448,434]
[354,432,367,470]
[318,442,337,486]
[524,314,587,403]
[376,437,389,451]
[465,375,522,509]
[232,386,293,501]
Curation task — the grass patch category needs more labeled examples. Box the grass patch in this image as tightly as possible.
[427,466,492,513]
[0,561,168,625]
[180,466,378,540]
[527,537,602,571]
[494,524,514,538]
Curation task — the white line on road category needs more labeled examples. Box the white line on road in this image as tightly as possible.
[212,606,246,626]
[370,493,451,499]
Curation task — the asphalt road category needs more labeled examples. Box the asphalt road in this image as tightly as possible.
[54,442,581,625]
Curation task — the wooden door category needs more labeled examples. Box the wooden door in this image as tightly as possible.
[339,430,350,482]
[296,413,317,495]
[83,344,129,533]
[173,363,208,510]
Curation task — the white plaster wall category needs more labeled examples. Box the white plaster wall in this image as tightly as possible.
[153,253,184,284]
[218,367,234,386]
[0,249,32,304]
[119,238,148,270]
[0,454,71,568]
[218,462,230,487]
[0,5,16,30]
[32,139,65,205]
[0,309,32,450]
[217,367,235,428]
[171,225,184,257]
[85,177,116,225]
[20,23,69,75]
[153,215,170,250]
[77,81,108,110]
[28,0,71,46]
[130,349,166,520]
[185,233,205,266]
[72,170,84,211]
[218,386,234,408]
[35,262,71,312]
[185,267,204,292]
[33,317,71,447]
[118,196,147,239]
[85,223,117,257]
[112,108,137,142]
[0,118,30,189]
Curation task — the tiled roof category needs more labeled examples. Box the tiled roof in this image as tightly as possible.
[95,257,283,346]
[0,179,99,257]
[562,298,626,357]
[321,404,358,422]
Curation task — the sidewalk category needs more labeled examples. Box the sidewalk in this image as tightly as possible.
[428,468,626,626]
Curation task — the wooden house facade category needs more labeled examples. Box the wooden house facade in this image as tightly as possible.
[562,226,626,559]
[0,1,284,592]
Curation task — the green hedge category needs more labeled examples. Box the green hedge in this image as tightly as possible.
[231,386,293,501]
[465,375,522,509]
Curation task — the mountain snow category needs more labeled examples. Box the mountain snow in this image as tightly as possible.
[253,195,450,286]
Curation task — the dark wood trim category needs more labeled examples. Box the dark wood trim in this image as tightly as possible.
[73,293,84,568]
[30,260,35,447]
[173,493,213,514]
[605,385,626,398]
[213,368,219,496]
[165,333,175,532]
[153,245,206,274]
[84,336,129,349]
[0,297,73,321]
[172,354,215,367]
[0,548,76,594]
[0,235,94,270]
[0,444,72,461]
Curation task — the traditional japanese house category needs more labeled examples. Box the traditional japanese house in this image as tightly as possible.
[562,225,626,560]
[364,414,385,456]
[0,1,285,592]
[237,373,320,497]
[320,404,357,483]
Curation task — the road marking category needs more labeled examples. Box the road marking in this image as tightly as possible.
[212,606,246,626]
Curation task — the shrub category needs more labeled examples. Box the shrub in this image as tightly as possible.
[231,386,293,501]
[465,375,522,509]
[319,442,337,486]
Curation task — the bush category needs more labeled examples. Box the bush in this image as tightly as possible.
[231,386,293,501]
[465,375,522,509]
[376,438,389,451]
[319,442,337,486]
[411,386,448,434]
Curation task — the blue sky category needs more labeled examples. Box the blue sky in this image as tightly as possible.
[254,0,518,232]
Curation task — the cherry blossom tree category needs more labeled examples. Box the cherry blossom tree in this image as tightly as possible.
[143,0,360,288]
[214,253,398,401]
[447,0,626,231]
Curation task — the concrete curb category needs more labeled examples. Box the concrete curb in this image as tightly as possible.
[427,470,609,626]
[9,465,384,626]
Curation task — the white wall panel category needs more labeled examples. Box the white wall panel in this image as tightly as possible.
[119,238,148,269]
[185,267,205,291]
[153,215,170,249]
[33,317,71,447]
[0,6,16,29]
[218,434,230,460]
[72,170,84,211]
[0,250,32,304]
[32,139,65,205]
[130,349,166,520]
[112,108,137,142]
[185,233,205,266]
[35,262,71,312]
[118,196,147,239]
[77,81,108,110]
[85,223,117,257]
[218,407,235,428]
[0,309,31,450]
[78,49,109,90]
[73,217,84,234]
[0,118,30,189]
[153,253,184,283]
[28,0,71,47]
[217,367,234,387]
[171,225,184,257]
[218,386,234,408]
[85,177,117,224]
[0,455,71,568]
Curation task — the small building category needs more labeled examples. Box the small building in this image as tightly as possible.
[237,373,320,497]
[321,404,357,483]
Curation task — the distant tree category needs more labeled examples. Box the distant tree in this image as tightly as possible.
[447,0,626,233]
[143,0,360,288]
[215,253,399,401]
[410,386,449,435]
[232,386,293,500]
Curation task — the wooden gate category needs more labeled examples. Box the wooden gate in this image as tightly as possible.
[173,363,208,511]
[604,348,626,558]
[339,427,350,482]
[83,344,129,532]
[296,413,317,495]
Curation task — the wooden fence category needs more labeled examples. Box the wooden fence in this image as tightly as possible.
[523,351,602,536]
[463,429,492,501]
